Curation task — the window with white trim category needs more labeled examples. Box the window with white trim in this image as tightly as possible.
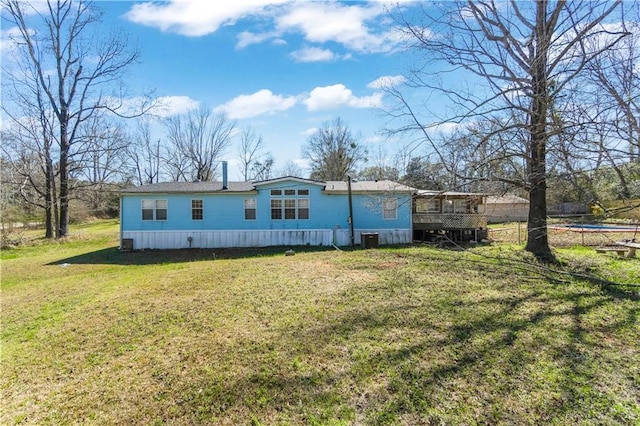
[298,198,309,219]
[271,199,283,219]
[244,199,256,220]
[383,198,397,220]
[270,189,310,220]
[142,199,167,221]
[191,199,203,220]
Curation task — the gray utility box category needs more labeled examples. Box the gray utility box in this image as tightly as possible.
[361,233,379,249]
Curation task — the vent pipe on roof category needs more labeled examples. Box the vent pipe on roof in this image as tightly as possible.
[222,161,228,190]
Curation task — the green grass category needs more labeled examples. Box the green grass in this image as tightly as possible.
[1,221,639,425]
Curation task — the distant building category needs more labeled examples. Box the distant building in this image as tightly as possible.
[479,195,530,223]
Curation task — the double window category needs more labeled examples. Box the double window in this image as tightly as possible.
[142,199,167,221]
[270,189,310,220]
[443,199,467,214]
[416,198,440,213]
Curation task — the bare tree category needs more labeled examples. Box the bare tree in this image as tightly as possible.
[274,160,304,178]
[163,107,235,182]
[388,0,629,259]
[74,116,130,214]
[237,127,269,181]
[358,143,400,181]
[251,155,275,181]
[2,0,150,237]
[1,91,59,237]
[129,118,161,186]
[302,117,367,181]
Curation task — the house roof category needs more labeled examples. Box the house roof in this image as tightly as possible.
[484,195,530,204]
[324,180,416,193]
[416,190,486,197]
[120,181,255,194]
[253,176,325,187]
[121,178,417,195]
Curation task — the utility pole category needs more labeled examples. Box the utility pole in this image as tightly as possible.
[348,175,355,247]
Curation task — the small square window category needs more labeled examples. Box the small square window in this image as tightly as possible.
[297,189,309,196]
[284,189,296,196]
[271,189,282,196]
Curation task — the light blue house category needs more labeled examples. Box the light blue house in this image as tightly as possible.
[119,174,415,250]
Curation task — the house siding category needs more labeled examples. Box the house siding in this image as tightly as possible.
[120,179,412,249]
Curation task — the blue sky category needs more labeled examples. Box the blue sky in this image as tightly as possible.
[92,0,419,180]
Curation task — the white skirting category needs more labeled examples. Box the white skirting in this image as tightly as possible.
[121,229,411,250]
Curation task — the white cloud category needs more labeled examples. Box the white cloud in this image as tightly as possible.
[237,30,280,49]
[293,158,310,169]
[125,0,289,37]
[303,84,383,111]
[367,75,406,89]
[276,2,393,53]
[301,127,319,137]
[0,26,35,58]
[290,46,345,63]
[215,89,298,119]
[124,1,400,55]
[151,96,201,118]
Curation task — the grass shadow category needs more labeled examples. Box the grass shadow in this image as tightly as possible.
[47,245,349,266]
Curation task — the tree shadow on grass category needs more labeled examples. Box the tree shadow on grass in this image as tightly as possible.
[147,255,639,425]
[46,245,347,266]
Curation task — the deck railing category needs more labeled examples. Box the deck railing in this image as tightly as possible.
[413,213,488,229]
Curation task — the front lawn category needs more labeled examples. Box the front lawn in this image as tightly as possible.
[1,221,638,424]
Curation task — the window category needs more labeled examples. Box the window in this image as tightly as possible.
[269,189,310,220]
[443,200,454,213]
[244,199,256,220]
[443,199,467,213]
[142,199,167,221]
[284,199,296,219]
[416,198,439,213]
[454,200,468,213]
[271,199,282,219]
[191,199,203,220]
[383,198,397,220]
[298,198,309,219]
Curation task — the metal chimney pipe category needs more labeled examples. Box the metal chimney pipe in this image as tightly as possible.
[222,161,228,190]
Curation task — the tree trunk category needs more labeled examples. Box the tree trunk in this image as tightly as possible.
[57,121,70,238]
[44,160,54,238]
[524,0,553,260]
